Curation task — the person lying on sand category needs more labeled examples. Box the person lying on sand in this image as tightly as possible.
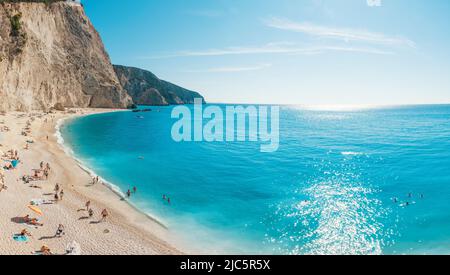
[29,218,44,227]
[19,229,32,237]
[23,215,44,227]
[22,175,36,184]
[38,245,52,256]
[0,171,6,190]
[0,184,7,192]
[23,215,31,223]
[33,170,43,180]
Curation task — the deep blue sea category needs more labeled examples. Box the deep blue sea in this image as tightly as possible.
[59,104,450,255]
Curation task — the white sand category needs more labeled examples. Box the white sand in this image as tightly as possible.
[0,109,181,255]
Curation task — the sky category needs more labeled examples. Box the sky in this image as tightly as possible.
[82,0,450,105]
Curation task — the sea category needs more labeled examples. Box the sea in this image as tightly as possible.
[59,104,450,255]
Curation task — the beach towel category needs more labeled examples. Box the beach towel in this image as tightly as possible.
[13,235,28,242]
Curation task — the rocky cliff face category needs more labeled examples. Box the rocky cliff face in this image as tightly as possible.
[114,65,205,106]
[0,2,132,111]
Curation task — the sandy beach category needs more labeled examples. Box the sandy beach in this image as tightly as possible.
[0,109,181,255]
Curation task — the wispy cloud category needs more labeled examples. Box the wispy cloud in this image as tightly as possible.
[140,42,393,59]
[183,64,272,73]
[265,17,415,48]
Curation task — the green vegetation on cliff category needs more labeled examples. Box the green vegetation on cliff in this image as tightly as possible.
[9,12,22,36]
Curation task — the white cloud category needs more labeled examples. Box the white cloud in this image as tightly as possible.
[367,0,382,7]
[183,64,272,73]
[265,17,415,48]
[141,43,393,59]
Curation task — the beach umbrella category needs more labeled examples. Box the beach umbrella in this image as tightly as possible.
[28,205,43,216]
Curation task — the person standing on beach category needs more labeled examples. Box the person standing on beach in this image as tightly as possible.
[55,224,65,238]
[100,209,109,222]
[126,189,131,198]
[59,190,64,201]
[88,208,94,219]
[85,201,91,211]
[54,183,60,193]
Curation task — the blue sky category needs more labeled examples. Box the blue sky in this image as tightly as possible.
[83,0,450,105]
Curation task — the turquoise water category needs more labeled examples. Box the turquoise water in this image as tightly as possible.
[60,105,450,255]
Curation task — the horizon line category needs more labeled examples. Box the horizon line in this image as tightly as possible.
[184,101,450,107]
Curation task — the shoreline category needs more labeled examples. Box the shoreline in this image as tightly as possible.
[0,108,183,255]
[55,113,169,230]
